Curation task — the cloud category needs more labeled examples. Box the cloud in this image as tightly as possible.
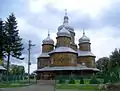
[2,0,120,73]
[28,0,111,17]
[100,0,120,28]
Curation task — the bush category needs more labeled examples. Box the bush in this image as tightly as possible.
[80,77,84,84]
[90,76,100,84]
[68,78,75,84]
[58,79,65,84]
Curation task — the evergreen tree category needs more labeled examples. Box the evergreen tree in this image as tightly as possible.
[0,18,6,65]
[4,13,24,79]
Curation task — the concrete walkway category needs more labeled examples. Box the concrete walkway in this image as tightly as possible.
[0,84,55,91]
[0,80,55,91]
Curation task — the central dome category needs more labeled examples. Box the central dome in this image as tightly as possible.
[57,26,71,37]
[58,10,74,33]
[58,25,74,32]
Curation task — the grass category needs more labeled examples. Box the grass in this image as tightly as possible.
[55,80,102,91]
[56,84,99,90]
[56,79,104,84]
[0,79,37,88]
[0,83,29,88]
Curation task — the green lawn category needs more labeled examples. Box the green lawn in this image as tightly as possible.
[56,84,99,90]
[0,83,29,88]
[56,79,104,84]
[0,79,37,88]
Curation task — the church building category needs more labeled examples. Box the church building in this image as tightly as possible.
[36,10,99,80]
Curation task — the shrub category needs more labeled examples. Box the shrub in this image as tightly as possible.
[68,78,75,84]
[80,77,84,84]
[90,76,100,84]
[58,79,65,84]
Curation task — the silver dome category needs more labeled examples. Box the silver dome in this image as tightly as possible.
[79,31,90,44]
[42,33,54,45]
[57,26,71,37]
[58,10,74,33]
[58,25,74,33]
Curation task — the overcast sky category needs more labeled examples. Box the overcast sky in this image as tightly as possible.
[1,0,120,73]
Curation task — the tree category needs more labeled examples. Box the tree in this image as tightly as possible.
[0,18,6,65]
[8,64,25,81]
[4,13,24,80]
[109,48,120,68]
[96,57,109,72]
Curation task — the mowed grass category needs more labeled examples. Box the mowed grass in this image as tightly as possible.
[55,79,103,91]
[0,83,29,88]
[56,84,99,90]
[56,79,104,84]
[0,80,37,88]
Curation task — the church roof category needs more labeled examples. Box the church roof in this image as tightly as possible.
[36,66,99,72]
[39,53,50,58]
[42,31,54,45]
[58,25,74,33]
[49,47,77,55]
[77,50,95,57]
[57,26,71,37]
[79,30,90,44]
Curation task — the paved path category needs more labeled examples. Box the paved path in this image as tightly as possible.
[0,80,55,91]
[0,84,55,91]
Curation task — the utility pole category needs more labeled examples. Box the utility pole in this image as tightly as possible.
[28,40,35,84]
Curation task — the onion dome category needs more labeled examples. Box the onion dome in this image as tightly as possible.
[79,29,90,44]
[57,25,71,37]
[58,9,74,33]
[42,31,54,45]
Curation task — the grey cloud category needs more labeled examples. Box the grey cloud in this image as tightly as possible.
[21,5,99,32]
[101,1,120,28]
[71,13,97,29]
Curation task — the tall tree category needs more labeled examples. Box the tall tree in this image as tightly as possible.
[0,18,6,65]
[4,13,24,79]
[109,48,120,68]
[96,57,109,72]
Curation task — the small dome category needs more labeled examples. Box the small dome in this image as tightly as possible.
[57,26,71,37]
[42,32,54,45]
[79,30,90,44]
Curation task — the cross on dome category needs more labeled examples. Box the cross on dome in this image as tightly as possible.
[83,28,85,36]
[48,29,50,37]
[65,9,67,16]
[63,9,69,25]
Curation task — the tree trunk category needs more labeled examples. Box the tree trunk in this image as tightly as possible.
[7,53,10,81]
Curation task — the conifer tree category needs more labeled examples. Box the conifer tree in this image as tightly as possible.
[4,13,24,79]
[0,18,6,65]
